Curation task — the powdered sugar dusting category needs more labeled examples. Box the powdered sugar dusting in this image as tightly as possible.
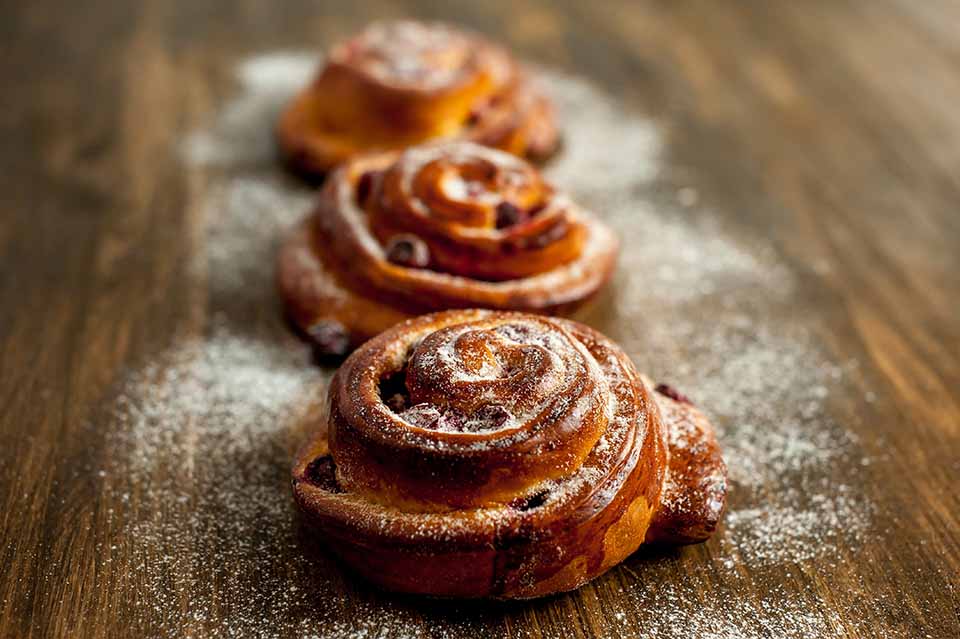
[543,70,661,195]
[204,176,314,292]
[108,321,328,638]
[182,52,318,168]
[97,51,883,637]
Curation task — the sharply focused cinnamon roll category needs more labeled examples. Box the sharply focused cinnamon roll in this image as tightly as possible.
[278,142,618,358]
[277,20,560,178]
[292,310,727,599]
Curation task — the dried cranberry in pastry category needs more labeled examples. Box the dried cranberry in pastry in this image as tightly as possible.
[509,489,550,511]
[435,410,466,432]
[655,383,693,405]
[304,456,343,493]
[472,404,511,430]
[400,403,442,428]
[307,320,351,362]
[385,234,430,268]
[495,201,525,229]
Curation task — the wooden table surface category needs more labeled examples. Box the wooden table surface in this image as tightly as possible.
[2,1,959,638]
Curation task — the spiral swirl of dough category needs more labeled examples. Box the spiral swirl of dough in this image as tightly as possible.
[293,311,726,598]
[278,143,618,350]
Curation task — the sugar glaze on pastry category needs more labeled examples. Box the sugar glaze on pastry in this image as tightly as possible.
[292,310,727,598]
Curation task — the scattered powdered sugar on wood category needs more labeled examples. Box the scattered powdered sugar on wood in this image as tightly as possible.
[107,321,328,638]
[204,176,314,291]
[96,51,881,637]
[182,52,319,168]
[543,70,873,573]
[542,70,661,196]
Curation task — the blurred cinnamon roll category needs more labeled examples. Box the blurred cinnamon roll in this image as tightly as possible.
[278,142,618,357]
[277,20,560,178]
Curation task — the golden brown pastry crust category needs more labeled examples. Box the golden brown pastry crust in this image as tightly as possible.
[291,310,727,598]
[277,142,618,354]
[277,21,560,179]
[645,381,728,545]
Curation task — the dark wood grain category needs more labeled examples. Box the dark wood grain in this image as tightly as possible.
[1,1,958,637]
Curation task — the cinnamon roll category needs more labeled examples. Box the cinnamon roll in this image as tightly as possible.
[278,142,618,358]
[292,310,727,599]
[277,20,560,178]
